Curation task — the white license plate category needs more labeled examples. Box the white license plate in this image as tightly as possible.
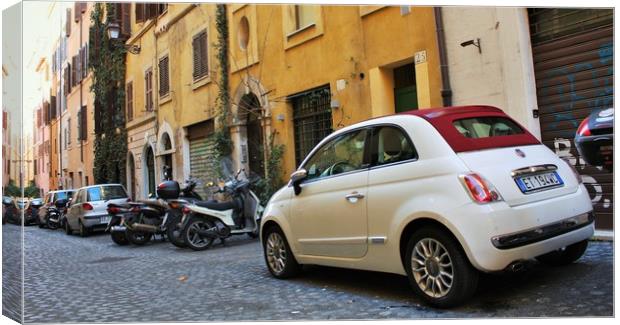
[515,172,564,193]
[100,216,111,224]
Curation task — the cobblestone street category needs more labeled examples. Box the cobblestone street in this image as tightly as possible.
[1,223,614,322]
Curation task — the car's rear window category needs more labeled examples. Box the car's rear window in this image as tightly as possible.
[452,117,524,139]
[87,186,127,201]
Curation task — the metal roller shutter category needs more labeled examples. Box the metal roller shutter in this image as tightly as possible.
[189,137,218,200]
[529,9,614,229]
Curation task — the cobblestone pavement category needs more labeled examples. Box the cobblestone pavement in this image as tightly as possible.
[1,223,614,323]
[2,224,22,323]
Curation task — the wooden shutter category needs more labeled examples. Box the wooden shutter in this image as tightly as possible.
[77,110,82,141]
[81,106,87,140]
[192,35,200,79]
[126,82,133,121]
[66,8,71,37]
[80,2,87,13]
[135,3,145,23]
[158,56,169,96]
[145,69,153,111]
[74,3,80,22]
[50,95,57,119]
[75,54,82,84]
[200,32,208,77]
[120,3,131,38]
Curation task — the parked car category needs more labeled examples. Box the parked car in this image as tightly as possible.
[575,107,613,172]
[260,105,594,308]
[37,190,75,228]
[2,196,13,224]
[65,184,130,237]
[17,198,39,225]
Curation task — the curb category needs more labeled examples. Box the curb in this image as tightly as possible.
[592,230,614,241]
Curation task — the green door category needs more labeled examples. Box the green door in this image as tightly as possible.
[394,85,418,113]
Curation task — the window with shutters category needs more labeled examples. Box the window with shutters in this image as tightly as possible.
[77,110,82,141]
[67,119,71,145]
[74,3,81,22]
[81,106,87,140]
[115,3,131,39]
[135,3,167,24]
[192,30,209,81]
[145,68,153,111]
[158,55,170,97]
[66,8,71,37]
[126,82,134,121]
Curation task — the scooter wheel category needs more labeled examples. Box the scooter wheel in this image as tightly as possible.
[111,231,129,246]
[47,219,58,230]
[182,217,216,251]
[126,229,151,245]
[166,213,186,248]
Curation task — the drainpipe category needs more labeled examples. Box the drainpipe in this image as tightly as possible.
[434,7,453,107]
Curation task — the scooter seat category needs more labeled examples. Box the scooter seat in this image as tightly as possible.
[194,200,238,211]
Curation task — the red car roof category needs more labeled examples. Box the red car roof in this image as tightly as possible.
[400,105,540,152]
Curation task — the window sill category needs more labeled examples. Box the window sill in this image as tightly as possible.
[159,93,172,105]
[286,23,316,39]
[192,75,211,91]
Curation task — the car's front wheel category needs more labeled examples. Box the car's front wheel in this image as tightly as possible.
[263,226,301,279]
[405,227,478,308]
[536,239,588,266]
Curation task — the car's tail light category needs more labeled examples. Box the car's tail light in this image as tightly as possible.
[564,160,583,184]
[576,117,591,136]
[182,207,191,215]
[82,203,94,210]
[459,173,502,204]
[107,207,120,214]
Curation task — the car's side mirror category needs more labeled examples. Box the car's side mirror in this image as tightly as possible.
[290,169,308,196]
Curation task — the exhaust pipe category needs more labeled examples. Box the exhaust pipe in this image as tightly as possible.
[197,228,220,239]
[131,223,158,233]
[507,261,525,273]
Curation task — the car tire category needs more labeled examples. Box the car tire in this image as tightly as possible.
[536,239,588,266]
[166,213,186,248]
[111,231,129,246]
[263,226,301,279]
[126,229,151,245]
[182,216,216,251]
[405,226,479,308]
[65,221,73,235]
[78,221,89,238]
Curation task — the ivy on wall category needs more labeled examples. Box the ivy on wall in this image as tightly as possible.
[212,3,233,167]
[89,3,128,185]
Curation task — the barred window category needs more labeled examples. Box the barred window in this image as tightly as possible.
[292,86,333,167]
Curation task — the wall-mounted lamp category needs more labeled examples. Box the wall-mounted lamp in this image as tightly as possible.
[460,38,481,54]
[107,21,141,54]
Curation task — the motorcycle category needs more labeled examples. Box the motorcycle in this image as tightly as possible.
[180,168,264,251]
[44,198,68,230]
[106,178,202,246]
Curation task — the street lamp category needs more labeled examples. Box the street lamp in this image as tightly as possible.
[106,21,140,54]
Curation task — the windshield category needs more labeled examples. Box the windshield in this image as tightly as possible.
[87,186,127,201]
[54,191,72,200]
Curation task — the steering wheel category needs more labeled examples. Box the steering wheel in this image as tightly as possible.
[323,161,356,176]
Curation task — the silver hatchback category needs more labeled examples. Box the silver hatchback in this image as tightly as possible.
[65,184,130,237]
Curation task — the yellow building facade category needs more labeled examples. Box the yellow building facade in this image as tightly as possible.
[226,5,443,179]
[122,4,443,194]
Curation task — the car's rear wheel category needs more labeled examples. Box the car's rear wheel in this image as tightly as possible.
[536,239,588,266]
[263,226,301,279]
[405,226,478,308]
[64,221,72,235]
[78,221,89,237]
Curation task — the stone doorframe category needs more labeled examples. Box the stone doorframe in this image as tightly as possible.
[230,76,272,176]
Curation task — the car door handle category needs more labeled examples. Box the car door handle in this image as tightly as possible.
[345,192,365,203]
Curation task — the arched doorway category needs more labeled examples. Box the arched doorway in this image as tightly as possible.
[239,93,264,178]
[145,146,156,197]
[127,153,136,200]
[161,133,173,180]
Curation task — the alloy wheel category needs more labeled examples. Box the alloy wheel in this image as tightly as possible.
[186,219,215,249]
[266,232,287,274]
[411,238,454,298]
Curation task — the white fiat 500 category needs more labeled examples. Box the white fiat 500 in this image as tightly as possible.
[260,105,594,307]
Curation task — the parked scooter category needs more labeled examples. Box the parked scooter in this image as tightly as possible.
[106,178,202,246]
[180,168,264,251]
[44,198,68,230]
